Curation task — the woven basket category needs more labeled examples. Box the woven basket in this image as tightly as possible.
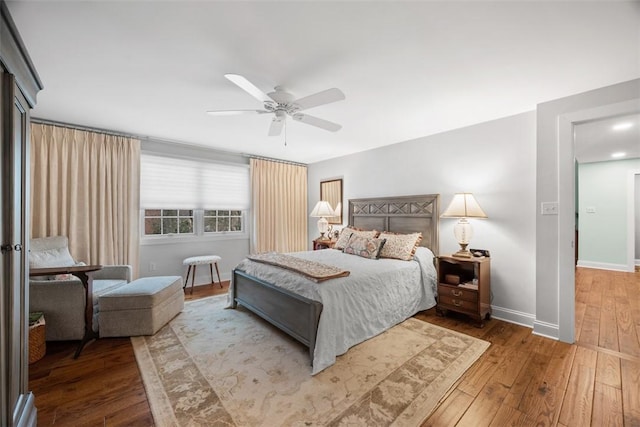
[29,313,46,364]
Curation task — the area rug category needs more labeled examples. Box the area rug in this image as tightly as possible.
[131,295,489,426]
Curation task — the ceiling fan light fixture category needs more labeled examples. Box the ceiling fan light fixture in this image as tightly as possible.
[209,74,345,136]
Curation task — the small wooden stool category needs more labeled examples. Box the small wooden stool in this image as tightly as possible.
[182,255,223,294]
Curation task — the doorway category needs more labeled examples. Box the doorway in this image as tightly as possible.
[555,96,640,343]
[573,113,640,272]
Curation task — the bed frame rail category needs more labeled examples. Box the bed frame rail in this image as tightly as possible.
[232,269,323,362]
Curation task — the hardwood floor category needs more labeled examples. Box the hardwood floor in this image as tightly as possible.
[29,268,640,426]
[28,283,229,427]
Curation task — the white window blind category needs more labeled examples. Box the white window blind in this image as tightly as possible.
[140,154,250,210]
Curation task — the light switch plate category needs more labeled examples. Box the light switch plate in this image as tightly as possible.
[541,202,559,215]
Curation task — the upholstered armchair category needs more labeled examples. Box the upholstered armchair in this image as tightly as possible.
[29,236,132,341]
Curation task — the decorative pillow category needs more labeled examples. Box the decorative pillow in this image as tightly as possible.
[29,246,76,269]
[343,235,386,259]
[378,232,423,261]
[51,262,84,281]
[334,227,379,250]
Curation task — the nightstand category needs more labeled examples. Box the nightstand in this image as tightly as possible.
[435,255,491,327]
[313,238,336,250]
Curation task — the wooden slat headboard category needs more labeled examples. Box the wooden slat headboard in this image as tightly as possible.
[348,194,440,255]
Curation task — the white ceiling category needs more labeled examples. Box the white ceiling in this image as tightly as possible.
[575,114,640,164]
[6,1,640,164]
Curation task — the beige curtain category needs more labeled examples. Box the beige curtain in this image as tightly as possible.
[250,158,307,253]
[30,123,140,277]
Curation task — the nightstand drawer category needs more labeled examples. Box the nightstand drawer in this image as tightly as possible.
[438,284,478,303]
[438,296,478,314]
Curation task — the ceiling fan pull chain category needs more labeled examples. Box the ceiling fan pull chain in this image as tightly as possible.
[284,118,287,147]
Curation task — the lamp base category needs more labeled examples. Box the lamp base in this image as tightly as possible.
[452,249,473,258]
[452,242,472,258]
[317,217,329,238]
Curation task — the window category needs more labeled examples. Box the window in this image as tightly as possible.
[144,209,194,235]
[204,210,243,233]
[140,154,249,239]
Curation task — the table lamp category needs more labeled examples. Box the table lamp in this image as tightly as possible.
[310,201,335,239]
[441,193,487,258]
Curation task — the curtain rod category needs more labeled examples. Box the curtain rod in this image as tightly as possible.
[32,118,307,166]
[245,154,307,167]
[31,117,140,139]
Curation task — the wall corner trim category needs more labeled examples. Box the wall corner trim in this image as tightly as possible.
[490,305,535,328]
[532,320,560,341]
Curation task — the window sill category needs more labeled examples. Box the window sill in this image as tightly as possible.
[140,233,248,246]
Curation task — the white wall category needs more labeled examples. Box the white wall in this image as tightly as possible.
[308,111,537,326]
[140,238,249,284]
[138,139,250,284]
[578,159,640,270]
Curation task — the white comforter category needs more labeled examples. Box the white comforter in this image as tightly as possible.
[229,246,437,374]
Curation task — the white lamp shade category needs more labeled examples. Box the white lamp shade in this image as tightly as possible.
[310,201,335,217]
[441,193,488,219]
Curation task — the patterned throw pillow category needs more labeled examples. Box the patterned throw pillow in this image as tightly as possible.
[333,227,379,250]
[377,232,423,261]
[343,235,386,259]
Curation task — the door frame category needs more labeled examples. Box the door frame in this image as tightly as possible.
[628,170,640,271]
[558,98,640,342]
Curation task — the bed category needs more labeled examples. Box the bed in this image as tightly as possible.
[230,194,440,374]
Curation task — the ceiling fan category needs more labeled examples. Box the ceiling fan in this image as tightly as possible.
[207,74,345,136]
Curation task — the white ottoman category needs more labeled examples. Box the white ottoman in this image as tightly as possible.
[98,276,184,337]
[183,255,223,294]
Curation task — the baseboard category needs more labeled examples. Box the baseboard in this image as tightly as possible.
[490,305,535,328]
[576,260,629,272]
[635,258,640,266]
[491,306,558,340]
[190,271,232,284]
[532,320,559,340]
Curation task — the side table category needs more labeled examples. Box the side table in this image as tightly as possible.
[30,264,103,358]
[313,238,337,250]
[435,255,491,327]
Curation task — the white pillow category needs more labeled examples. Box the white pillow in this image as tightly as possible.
[29,246,76,269]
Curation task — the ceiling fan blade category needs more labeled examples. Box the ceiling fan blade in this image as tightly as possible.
[293,88,345,111]
[268,117,285,136]
[224,74,273,104]
[206,109,269,116]
[292,113,342,132]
